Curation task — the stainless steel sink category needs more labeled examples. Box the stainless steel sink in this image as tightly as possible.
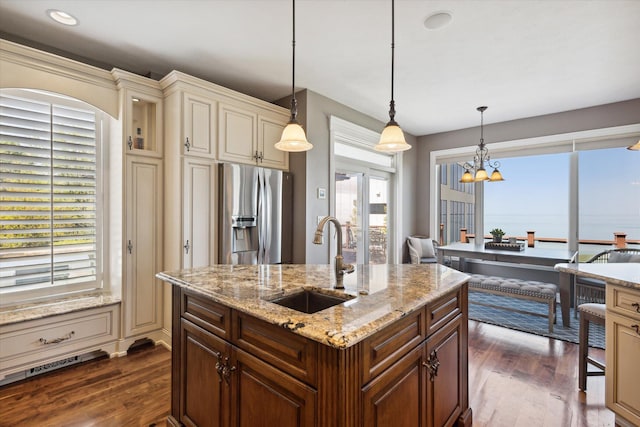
[269,289,355,314]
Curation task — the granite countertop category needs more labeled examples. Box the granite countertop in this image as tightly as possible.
[0,293,121,326]
[157,263,469,349]
[554,262,640,289]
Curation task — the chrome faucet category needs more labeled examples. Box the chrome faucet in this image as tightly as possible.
[313,216,355,288]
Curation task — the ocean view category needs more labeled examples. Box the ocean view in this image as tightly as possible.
[485,213,640,242]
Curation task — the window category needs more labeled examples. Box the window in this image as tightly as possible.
[433,125,640,253]
[0,90,104,301]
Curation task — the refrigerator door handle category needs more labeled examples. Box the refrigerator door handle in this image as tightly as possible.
[257,170,265,264]
[263,175,272,263]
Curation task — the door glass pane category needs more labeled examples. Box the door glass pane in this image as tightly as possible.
[369,177,389,264]
[579,147,640,259]
[335,172,362,264]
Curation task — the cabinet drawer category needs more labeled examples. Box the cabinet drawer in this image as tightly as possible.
[361,309,425,384]
[607,285,640,320]
[426,287,462,337]
[181,289,231,340]
[233,312,317,386]
[0,305,120,373]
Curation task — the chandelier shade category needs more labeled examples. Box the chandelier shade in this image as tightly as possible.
[276,0,313,152]
[627,139,640,151]
[459,106,504,183]
[374,0,411,153]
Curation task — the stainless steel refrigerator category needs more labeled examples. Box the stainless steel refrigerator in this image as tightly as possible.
[219,163,293,264]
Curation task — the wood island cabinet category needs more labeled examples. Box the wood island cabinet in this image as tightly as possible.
[168,284,471,427]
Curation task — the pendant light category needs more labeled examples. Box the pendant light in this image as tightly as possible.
[374,0,411,152]
[627,139,640,150]
[275,0,313,152]
[459,106,504,183]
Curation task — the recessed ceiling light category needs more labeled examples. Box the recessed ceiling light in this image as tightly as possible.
[424,11,452,30]
[46,9,78,26]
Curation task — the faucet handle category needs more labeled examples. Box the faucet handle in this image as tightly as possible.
[342,263,355,274]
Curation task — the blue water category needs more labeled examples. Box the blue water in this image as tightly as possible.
[485,214,639,242]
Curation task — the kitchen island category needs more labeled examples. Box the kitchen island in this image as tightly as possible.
[157,263,472,427]
[555,263,640,427]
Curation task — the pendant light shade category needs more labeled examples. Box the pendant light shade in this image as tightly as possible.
[276,0,313,152]
[374,0,411,153]
[627,139,640,151]
[275,120,312,152]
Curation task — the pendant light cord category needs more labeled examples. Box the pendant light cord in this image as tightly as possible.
[290,0,298,121]
[388,0,397,124]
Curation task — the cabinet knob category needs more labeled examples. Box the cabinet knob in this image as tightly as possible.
[184,240,190,254]
[184,137,191,152]
[423,349,440,382]
[127,136,133,150]
[127,240,133,254]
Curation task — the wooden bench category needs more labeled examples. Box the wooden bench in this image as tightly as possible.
[467,274,557,333]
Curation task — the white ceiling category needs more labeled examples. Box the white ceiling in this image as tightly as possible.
[1,0,639,136]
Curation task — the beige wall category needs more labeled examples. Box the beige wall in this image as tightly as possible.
[415,98,640,237]
[280,89,418,263]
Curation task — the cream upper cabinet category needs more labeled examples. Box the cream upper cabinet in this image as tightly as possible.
[183,91,217,158]
[218,102,258,163]
[258,114,289,170]
[218,104,289,170]
[606,284,640,426]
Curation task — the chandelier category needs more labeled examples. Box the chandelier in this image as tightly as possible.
[459,106,504,183]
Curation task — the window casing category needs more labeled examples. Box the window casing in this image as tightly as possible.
[0,89,106,303]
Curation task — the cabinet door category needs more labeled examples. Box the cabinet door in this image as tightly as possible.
[218,103,257,164]
[124,157,163,337]
[362,344,426,427]
[182,159,217,269]
[258,115,289,170]
[183,92,217,158]
[232,348,317,427]
[606,311,640,426]
[425,316,464,427]
[124,88,163,157]
[180,319,231,427]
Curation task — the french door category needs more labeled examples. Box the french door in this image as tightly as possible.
[334,168,391,265]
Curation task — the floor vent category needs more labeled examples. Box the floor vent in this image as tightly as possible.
[27,355,80,377]
[0,350,107,386]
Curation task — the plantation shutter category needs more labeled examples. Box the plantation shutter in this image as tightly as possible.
[0,93,98,290]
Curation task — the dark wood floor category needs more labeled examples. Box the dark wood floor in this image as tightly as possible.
[0,321,613,427]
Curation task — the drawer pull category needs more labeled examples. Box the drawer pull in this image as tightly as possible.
[632,325,640,335]
[423,349,440,382]
[40,331,75,345]
[632,302,640,313]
